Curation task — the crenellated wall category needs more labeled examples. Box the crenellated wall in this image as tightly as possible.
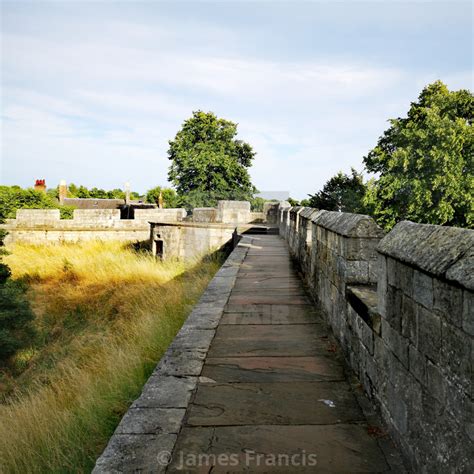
[279,207,473,472]
[1,201,264,246]
[1,208,188,244]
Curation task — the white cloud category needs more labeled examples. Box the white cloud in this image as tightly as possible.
[1,6,472,198]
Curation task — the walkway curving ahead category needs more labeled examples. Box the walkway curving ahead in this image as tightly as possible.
[166,234,403,472]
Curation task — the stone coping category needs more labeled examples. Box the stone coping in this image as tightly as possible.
[377,220,474,290]
[299,207,320,220]
[346,285,381,335]
[284,207,385,239]
[311,210,385,238]
[92,236,253,473]
[149,221,241,229]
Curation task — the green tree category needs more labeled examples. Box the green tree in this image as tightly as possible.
[364,81,473,229]
[89,188,108,199]
[307,168,368,213]
[0,186,75,220]
[145,186,180,208]
[250,197,266,212]
[107,189,126,199]
[168,111,257,207]
[0,186,57,219]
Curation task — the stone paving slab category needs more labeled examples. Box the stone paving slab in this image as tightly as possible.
[220,310,319,324]
[201,356,345,382]
[233,277,303,290]
[228,294,311,305]
[169,425,391,472]
[186,381,365,426]
[230,287,307,296]
[224,303,319,315]
[207,324,331,357]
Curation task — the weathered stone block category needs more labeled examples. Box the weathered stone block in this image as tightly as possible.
[115,407,185,435]
[426,360,446,404]
[433,278,463,327]
[16,208,61,225]
[440,321,472,391]
[345,237,379,261]
[345,260,369,284]
[401,295,417,344]
[387,257,399,287]
[413,270,433,309]
[132,376,197,408]
[93,433,177,473]
[408,344,426,384]
[377,254,388,318]
[417,305,442,362]
[355,313,374,355]
[73,209,120,221]
[385,285,402,331]
[192,208,217,223]
[368,261,379,284]
[462,290,474,336]
[386,382,408,434]
[398,265,414,298]
[382,319,408,368]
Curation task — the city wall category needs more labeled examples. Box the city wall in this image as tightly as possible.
[1,202,279,260]
[279,207,473,472]
[1,208,187,245]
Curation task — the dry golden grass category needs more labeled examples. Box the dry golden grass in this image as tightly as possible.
[0,241,222,473]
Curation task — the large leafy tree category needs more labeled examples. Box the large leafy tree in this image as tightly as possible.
[364,81,473,229]
[167,111,257,207]
[307,168,368,213]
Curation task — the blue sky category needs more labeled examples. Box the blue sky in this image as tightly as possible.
[1,1,472,199]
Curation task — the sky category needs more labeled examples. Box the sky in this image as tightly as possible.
[1,0,472,199]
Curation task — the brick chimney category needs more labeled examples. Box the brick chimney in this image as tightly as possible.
[59,180,67,205]
[34,179,46,193]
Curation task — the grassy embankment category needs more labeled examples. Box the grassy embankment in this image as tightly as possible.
[0,241,223,473]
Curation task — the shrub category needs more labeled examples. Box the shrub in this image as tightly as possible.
[0,221,35,364]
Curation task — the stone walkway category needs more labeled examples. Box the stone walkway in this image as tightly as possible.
[166,234,402,472]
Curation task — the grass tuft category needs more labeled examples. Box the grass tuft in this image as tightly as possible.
[0,241,223,473]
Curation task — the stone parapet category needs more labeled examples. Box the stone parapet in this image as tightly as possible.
[216,201,251,224]
[134,208,187,222]
[278,209,473,472]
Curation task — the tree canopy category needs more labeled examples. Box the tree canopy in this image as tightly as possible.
[167,111,257,207]
[307,168,368,213]
[145,186,179,208]
[363,81,473,229]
